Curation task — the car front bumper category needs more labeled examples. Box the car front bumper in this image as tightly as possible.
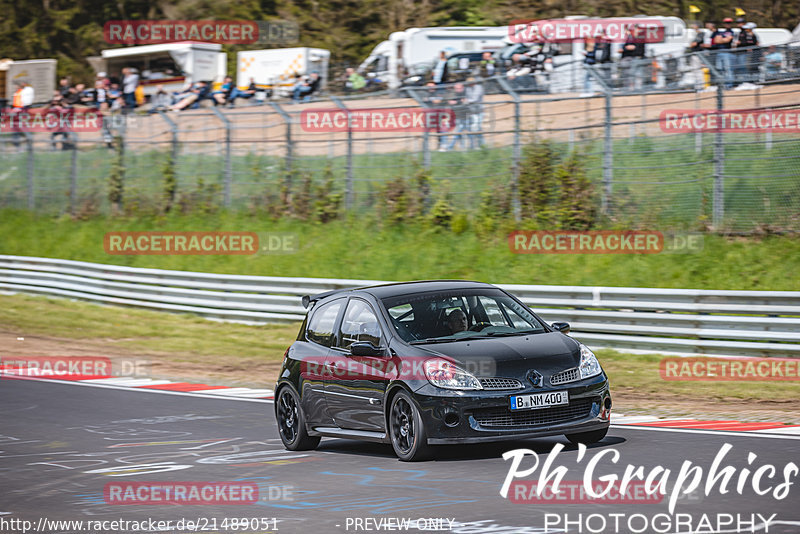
[412,374,611,445]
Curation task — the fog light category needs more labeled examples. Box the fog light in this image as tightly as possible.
[444,411,460,427]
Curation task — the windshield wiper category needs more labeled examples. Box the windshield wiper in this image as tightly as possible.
[482,329,543,337]
[409,337,459,345]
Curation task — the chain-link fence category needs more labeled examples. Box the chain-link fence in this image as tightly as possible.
[1,43,799,232]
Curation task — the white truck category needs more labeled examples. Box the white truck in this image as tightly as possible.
[0,58,57,105]
[236,47,330,97]
[90,42,226,96]
[359,26,509,89]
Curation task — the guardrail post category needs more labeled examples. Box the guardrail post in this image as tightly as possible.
[269,102,294,185]
[212,107,233,207]
[496,76,521,221]
[331,96,353,210]
[25,133,34,210]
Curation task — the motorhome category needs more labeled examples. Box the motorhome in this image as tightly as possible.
[359,26,508,89]
[90,42,226,96]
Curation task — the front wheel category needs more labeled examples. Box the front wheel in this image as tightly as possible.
[565,427,608,445]
[389,391,431,461]
[276,386,320,451]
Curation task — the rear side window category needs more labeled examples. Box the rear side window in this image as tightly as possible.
[306,299,344,347]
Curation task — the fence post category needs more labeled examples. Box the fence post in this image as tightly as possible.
[269,102,293,179]
[211,107,233,207]
[496,76,521,221]
[330,95,353,210]
[25,133,34,210]
[587,65,614,216]
[402,87,431,169]
[70,133,78,215]
[713,82,725,230]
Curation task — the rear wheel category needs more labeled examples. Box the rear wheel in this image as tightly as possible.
[565,427,608,445]
[389,391,431,461]
[276,386,320,451]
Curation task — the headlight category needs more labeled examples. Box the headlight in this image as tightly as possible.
[424,358,483,390]
[578,344,603,379]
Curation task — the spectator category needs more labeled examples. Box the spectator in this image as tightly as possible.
[58,77,72,98]
[46,93,73,151]
[93,80,109,110]
[345,67,366,92]
[149,84,171,112]
[582,35,598,95]
[291,72,321,102]
[432,51,448,85]
[620,25,646,91]
[688,23,707,90]
[121,67,140,109]
[441,82,468,152]
[764,45,783,77]
[228,77,258,107]
[465,76,485,149]
[735,22,760,80]
[711,18,735,88]
[212,76,234,105]
[11,80,34,109]
[702,22,716,51]
[479,52,496,77]
[423,82,445,150]
[170,81,210,111]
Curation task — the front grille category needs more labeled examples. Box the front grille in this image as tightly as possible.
[550,368,580,385]
[479,377,524,390]
[471,399,595,429]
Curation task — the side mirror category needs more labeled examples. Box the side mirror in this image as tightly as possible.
[350,341,384,357]
[551,322,571,335]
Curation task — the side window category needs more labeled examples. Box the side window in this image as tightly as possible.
[339,299,383,350]
[306,299,344,347]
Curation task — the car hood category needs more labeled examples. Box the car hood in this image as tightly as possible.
[417,332,582,378]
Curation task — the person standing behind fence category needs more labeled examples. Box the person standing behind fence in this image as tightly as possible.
[465,76,485,149]
[432,51,449,85]
[711,18,735,88]
[735,22,760,81]
[594,29,613,85]
[620,25,646,91]
[688,23,707,91]
[441,82,468,152]
[122,67,139,109]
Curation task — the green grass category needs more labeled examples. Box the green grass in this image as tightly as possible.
[1,210,799,289]
[2,294,798,403]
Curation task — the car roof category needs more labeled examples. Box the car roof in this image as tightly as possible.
[302,280,495,308]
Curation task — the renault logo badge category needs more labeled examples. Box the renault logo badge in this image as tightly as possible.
[527,370,543,388]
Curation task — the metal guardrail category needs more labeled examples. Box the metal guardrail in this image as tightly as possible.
[1,255,799,357]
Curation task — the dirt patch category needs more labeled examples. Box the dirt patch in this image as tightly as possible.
[2,329,798,424]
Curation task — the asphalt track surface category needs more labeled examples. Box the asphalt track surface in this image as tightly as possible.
[1,378,799,534]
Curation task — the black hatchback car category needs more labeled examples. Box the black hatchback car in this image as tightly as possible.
[275,281,611,461]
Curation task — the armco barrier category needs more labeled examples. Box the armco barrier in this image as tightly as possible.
[1,255,799,357]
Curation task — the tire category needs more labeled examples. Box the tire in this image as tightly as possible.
[565,427,609,445]
[276,386,320,451]
[389,391,431,461]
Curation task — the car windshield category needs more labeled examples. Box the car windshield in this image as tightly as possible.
[381,288,546,344]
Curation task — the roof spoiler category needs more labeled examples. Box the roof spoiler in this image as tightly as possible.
[301,288,352,309]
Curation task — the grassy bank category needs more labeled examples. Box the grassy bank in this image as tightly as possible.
[1,210,799,289]
[1,294,798,404]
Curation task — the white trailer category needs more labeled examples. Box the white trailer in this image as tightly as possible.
[0,59,57,105]
[93,42,226,96]
[236,47,330,96]
[359,27,509,88]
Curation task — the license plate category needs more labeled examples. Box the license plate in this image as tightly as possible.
[510,391,569,411]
